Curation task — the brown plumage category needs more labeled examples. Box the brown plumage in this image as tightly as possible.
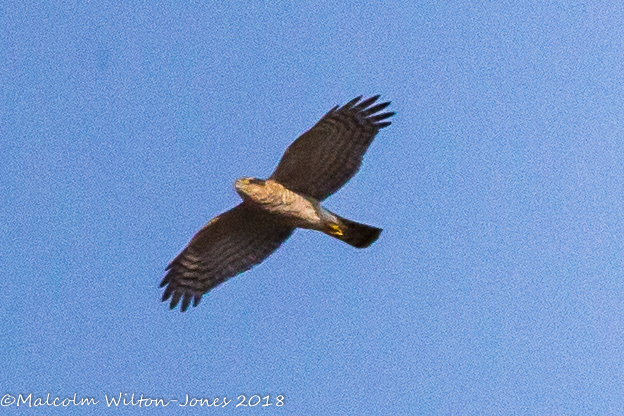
[160,96,394,311]
[270,95,393,201]
[161,204,293,312]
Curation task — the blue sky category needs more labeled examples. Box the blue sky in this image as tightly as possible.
[2,1,624,414]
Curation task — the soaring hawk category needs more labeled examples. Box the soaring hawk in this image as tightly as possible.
[160,95,394,311]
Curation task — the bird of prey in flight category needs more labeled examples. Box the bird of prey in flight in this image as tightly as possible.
[160,95,394,311]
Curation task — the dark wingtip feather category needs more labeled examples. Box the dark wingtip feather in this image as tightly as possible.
[353,95,380,111]
[373,111,395,120]
[193,294,202,307]
[161,285,173,302]
[169,291,182,310]
[159,274,171,288]
[362,101,391,116]
[161,283,200,312]
[180,293,192,312]
[343,95,363,109]
[164,259,176,271]
[371,111,395,124]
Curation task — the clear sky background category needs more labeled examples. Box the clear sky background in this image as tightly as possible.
[2,1,624,415]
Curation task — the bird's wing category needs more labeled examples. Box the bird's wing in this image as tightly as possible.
[269,95,394,201]
[160,203,294,311]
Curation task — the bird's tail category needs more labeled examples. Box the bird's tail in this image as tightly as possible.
[323,214,382,248]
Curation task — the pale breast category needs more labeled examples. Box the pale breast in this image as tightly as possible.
[256,180,321,227]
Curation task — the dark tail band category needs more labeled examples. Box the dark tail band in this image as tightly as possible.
[325,215,382,248]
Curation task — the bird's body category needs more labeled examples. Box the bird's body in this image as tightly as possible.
[160,95,394,311]
[235,177,382,247]
[235,178,323,229]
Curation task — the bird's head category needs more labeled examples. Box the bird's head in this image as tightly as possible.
[234,177,267,201]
